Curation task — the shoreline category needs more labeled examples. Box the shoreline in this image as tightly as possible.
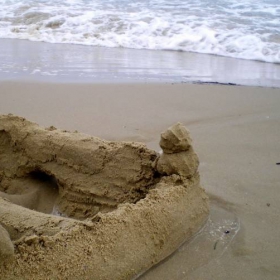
[1,38,280,87]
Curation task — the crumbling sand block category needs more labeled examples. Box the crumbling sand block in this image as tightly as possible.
[0,115,209,280]
[159,122,192,153]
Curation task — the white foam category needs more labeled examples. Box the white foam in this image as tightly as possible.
[0,0,279,63]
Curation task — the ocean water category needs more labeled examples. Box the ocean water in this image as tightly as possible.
[0,0,279,64]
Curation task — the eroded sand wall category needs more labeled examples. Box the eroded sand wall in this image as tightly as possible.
[0,115,209,280]
[0,115,158,219]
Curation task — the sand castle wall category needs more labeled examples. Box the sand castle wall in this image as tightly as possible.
[0,115,209,280]
[0,115,157,219]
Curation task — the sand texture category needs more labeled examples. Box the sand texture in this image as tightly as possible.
[0,82,280,280]
[0,115,209,280]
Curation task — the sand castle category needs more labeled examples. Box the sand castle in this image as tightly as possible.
[0,115,209,279]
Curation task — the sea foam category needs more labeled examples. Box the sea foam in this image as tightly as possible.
[0,0,279,63]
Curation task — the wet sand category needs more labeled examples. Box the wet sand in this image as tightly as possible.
[0,82,280,279]
[1,38,280,87]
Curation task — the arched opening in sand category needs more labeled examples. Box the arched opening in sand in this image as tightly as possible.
[0,169,60,215]
[26,169,60,214]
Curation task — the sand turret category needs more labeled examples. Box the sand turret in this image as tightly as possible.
[156,123,199,178]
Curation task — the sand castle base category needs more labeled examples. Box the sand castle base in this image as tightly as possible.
[0,115,209,280]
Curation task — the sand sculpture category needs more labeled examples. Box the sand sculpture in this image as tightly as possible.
[0,115,209,279]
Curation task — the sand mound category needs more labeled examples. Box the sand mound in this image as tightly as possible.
[0,115,209,280]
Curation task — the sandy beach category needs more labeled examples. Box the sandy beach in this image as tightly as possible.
[1,0,280,277]
[0,81,279,279]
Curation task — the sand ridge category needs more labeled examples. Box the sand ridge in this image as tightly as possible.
[0,115,209,279]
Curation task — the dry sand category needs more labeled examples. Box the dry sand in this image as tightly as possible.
[0,82,280,279]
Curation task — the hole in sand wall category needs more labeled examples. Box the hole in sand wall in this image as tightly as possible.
[27,169,60,213]
[0,169,60,215]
